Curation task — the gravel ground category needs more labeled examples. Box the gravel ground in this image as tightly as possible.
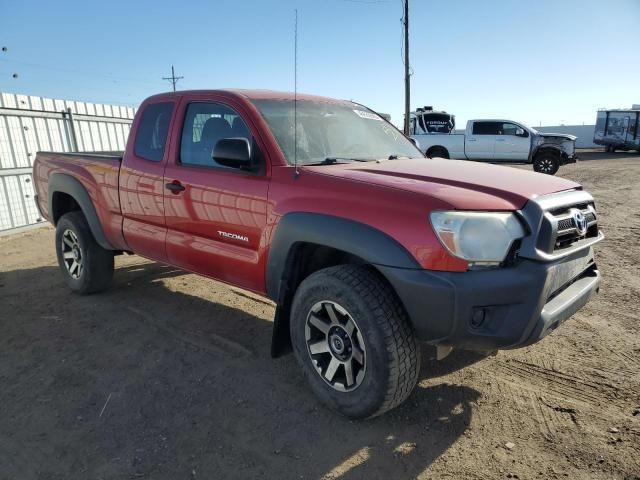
[1,152,639,480]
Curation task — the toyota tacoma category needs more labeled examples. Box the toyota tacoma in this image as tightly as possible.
[33,90,603,418]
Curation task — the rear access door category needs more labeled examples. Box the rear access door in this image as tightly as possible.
[464,121,498,160]
[119,99,176,261]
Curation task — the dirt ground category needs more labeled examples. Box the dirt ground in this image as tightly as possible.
[1,151,639,480]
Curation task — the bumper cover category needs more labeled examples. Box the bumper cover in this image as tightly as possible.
[561,151,578,165]
[378,246,599,351]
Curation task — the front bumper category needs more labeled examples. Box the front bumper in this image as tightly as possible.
[561,151,578,165]
[378,246,599,352]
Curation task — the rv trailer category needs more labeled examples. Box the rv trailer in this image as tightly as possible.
[593,108,640,152]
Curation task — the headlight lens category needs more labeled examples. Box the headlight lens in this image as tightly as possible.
[430,211,525,265]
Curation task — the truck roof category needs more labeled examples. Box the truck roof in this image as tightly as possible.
[144,89,353,105]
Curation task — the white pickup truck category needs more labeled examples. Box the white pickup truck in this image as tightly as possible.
[411,119,578,175]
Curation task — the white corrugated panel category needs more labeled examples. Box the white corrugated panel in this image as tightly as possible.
[0,92,136,231]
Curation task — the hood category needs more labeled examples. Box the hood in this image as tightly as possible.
[305,158,580,210]
[538,132,577,141]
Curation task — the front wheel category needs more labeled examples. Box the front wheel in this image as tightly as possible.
[55,211,114,294]
[290,265,421,419]
[533,152,560,175]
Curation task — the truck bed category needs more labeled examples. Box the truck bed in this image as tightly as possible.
[412,133,466,158]
[33,150,126,250]
[37,151,124,161]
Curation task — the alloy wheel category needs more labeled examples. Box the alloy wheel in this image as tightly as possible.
[539,158,554,173]
[304,301,367,392]
[61,229,83,279]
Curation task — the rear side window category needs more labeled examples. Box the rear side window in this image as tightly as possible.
[472,122,500,135]
[134,102,174,161]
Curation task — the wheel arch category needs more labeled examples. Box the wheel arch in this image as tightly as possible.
[532,145,562,160]
[426,145,450,158]
[267,212,420,357]
[48,173,114,250]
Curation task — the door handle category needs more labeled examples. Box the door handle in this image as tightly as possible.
[467,138,477,142]
[496,138,505,142]
[165,181,185,193]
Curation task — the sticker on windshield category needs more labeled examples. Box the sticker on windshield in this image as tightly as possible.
[353,109,382,121]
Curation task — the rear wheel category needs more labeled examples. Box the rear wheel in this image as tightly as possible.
[533,152,560,175]
[426,146,449,159]
[290,265,420,419]
[55,211,114,294]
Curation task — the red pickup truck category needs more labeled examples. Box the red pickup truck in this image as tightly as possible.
[33,89,603,418]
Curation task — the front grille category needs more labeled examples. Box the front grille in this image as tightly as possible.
[517,189,603,262]
[557,218,573,231]
[545,204,599,253]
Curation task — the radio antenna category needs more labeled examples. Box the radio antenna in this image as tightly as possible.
[293,9,299,178]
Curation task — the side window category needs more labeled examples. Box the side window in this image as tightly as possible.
[501,123,519,135]
[180,102,251,168]
[472,122,500,135]
[134,102,174,161]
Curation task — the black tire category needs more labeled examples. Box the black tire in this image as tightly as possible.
[55,211,114,294]
[290,265,420,419]
[533,152,560,175]
[426,146,449,159]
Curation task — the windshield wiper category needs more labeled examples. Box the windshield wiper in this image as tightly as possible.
[309,157,371,165]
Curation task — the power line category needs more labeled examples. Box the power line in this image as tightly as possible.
[162,65,183,92]
[0,57,158,86]
[337,0,393,3]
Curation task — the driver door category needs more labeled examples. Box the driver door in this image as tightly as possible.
[493,122,530,161]
[163,98,270,292]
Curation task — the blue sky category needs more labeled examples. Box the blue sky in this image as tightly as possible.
[1,0,639,128]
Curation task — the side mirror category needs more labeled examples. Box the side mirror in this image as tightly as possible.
[515,128,526,137]
[409,137,420,149]
[213,138,252,170]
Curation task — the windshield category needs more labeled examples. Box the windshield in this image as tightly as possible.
[252,99,423,165]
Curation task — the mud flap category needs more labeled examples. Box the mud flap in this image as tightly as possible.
[271,305,292,358]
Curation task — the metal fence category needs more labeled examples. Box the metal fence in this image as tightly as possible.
[0,92,135,231]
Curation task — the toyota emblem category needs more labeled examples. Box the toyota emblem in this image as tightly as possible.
[572,210,588,236]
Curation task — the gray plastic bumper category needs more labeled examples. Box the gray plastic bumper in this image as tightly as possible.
[377,246,600,352]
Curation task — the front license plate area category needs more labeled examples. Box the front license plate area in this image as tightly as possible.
[546,247,594,296]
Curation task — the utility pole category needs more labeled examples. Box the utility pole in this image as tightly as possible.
[162,65,183,92]
[403,0,411,136]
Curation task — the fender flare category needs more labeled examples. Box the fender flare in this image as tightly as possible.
[265,212,420,303]
[531,145,562,160]
[48,173,115,250]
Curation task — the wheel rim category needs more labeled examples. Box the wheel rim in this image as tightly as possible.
[304,301,367,392]
[539,158,554,173]
[61,229,83,279]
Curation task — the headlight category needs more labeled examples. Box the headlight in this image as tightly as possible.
[430,211,525,266]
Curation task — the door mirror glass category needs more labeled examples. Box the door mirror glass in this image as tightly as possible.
[213,138,252,169]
